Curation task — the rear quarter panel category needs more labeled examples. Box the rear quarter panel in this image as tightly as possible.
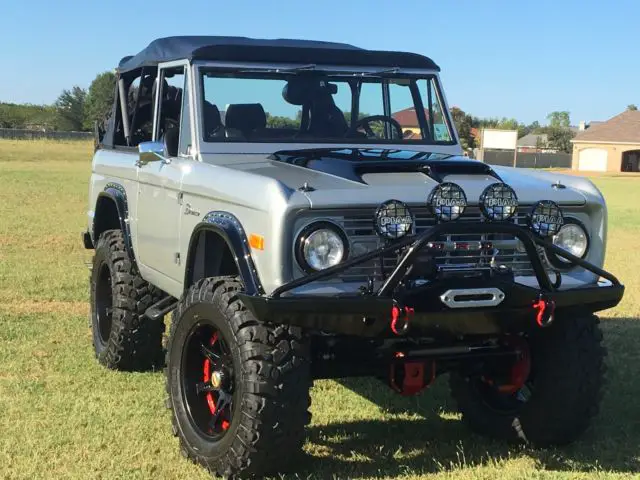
[88,149,139,250]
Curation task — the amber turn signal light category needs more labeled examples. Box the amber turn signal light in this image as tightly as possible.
[249,234,265,250]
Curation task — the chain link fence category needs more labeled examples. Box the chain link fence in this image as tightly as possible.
[0,128,92,141]
[481,150,572,169]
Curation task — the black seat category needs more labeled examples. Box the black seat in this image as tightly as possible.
[163,126,179,157]
[308,84,349,137]
[203,102,223,138]
[282,79,348,138]
[225,103,266,138]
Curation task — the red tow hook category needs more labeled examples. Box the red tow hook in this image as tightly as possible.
[391,304,414,335]
[532,294,556,327]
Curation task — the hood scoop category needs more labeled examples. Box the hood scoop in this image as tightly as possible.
[419,160,500,182]
[270,148,501,185]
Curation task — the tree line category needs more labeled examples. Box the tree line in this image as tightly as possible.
[1,71,637,154]
[452,105,638,154]
[451,108,577,153]
[0,72,116,132]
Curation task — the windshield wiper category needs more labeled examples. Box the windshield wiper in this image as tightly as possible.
[356,67,400,77]
[238,64,317,74]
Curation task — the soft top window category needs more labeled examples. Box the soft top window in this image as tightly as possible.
[199,70,454,146]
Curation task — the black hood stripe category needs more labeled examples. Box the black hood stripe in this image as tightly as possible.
[269,148,502,184]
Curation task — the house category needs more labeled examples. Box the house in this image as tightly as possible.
[392,107,428,139]
[516,133,555,153]
[571,110,640,172]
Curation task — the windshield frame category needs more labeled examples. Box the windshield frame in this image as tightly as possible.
[193,61,457,150]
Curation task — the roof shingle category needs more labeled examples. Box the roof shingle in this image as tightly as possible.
[392,107,429,127]
[517,133,548,147]
[572,110,640,143]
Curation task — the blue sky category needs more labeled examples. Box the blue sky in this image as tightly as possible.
[1,0,637,125]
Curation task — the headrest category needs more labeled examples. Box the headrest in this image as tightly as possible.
[203,102,222,130]
[150,77,169,101]
[283,79,338,105]
[283,78,314,105]
[322,82,338,95]
[140,74,155,94]
[225,103,266,132]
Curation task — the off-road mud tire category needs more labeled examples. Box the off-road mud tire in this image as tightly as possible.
[165,276,312,478]
[90,229,165,370]
[450,313,606,446]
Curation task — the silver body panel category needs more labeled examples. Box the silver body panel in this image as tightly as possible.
[87,61,609,298]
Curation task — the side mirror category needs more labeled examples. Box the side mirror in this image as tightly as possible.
[137,141,167,167]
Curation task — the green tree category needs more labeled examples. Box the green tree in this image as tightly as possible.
[528,120,541,132]
[547,127,575,154]
[55,86,87,131]
[0,102,56,129]
[265,113,299,129]
[0,103,26,128]
[627,104,638,111]
[84,71,116,131]
[449,107,475,150]
[535,135,547,150]
[496,117,519,131]
[546,111,571,128]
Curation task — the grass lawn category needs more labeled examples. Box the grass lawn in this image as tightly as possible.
[0,139,638,479]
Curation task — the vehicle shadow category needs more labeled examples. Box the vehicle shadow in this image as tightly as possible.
[298,317,640,478]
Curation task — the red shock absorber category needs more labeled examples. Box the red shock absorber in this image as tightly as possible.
[498,336,531,394]
[389,353,436,396]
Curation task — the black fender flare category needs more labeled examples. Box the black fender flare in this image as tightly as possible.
[94,183,136,262]
[184,211,264,296]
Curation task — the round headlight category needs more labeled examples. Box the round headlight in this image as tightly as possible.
[374,200,414,239]
[296,223,348,272]
[427,182,467,221]
[528,200,563,237]
[479,183,518,221]
[552,222,588,262]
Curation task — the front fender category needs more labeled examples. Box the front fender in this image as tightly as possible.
[184,211,264,296]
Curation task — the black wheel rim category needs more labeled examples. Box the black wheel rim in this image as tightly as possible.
[181,322,236,440]
[95,263,113,344]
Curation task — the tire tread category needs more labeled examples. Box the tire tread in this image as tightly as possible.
[91,229,165,371]
[166,276,311,477]
[450,313,606,446]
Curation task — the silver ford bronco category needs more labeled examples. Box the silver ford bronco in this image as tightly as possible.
[84,36,624,478]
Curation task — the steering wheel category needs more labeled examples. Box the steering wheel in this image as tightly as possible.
[348,115,404,140]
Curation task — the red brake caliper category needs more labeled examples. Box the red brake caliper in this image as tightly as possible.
[202,332,230,431]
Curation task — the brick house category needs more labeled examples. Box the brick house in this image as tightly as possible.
[571,110,640,172]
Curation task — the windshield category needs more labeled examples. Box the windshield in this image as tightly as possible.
[199,70,454,145]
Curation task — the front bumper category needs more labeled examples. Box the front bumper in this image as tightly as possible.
[239,222,624,338]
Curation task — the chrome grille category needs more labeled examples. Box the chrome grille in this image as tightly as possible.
[330,206,536,281]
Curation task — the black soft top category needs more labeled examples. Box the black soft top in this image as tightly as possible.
[117,36,440,73]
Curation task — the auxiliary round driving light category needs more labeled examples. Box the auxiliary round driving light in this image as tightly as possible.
[374,200,414,239]
[528,200,564,237]
[479,183,519,221]
[427,182,467,221]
